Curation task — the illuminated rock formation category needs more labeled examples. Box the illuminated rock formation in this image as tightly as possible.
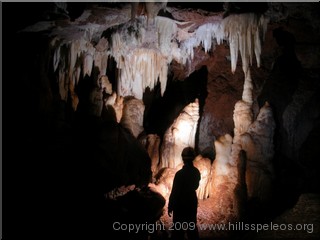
[142,134,161,178]
[45,6,268,105]
[131,1,167,26]
[208,134,247,223]
[105,92,124,123]
[240,102,276,203]
[160,99,200,169]
[149,167,178,200]
[99,75,112,95]
[120,97,145,138]
[233,100,253,138]
[193,155,212,200]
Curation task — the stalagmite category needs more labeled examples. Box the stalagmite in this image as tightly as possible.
[233,100,253,137]
[105,92,124,123]
[160,99,200,169]
[149,154,212,202]
[142,134,161,178]
[193,155,212,200]
[242,69,254,105]
[149,167,177,200]
[209,134,246,223]
[120,97,145,138]
[239,102,275,203]
[100,75,112,95]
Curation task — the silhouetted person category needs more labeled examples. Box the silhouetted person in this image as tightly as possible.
[168,147,201,240]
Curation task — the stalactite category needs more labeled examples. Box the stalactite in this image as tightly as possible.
[53,45,60,72]
[69,75,79,111]
[68,41,78,80]
[51,11,268,110]
[58,68,67,101]
[83,53,93,77]
[75,66,81,85]
[155,16,177,57]
[179,13,267,76]
[110,17,179,99]
[222,13,268,74]
[117,48,168,99]
[95,51,108,77]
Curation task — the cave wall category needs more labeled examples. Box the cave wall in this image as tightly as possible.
[195,4,320,199]
[258,5,320,198]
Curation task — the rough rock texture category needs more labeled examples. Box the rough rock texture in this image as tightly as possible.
[120,97,145,138]
[197,43,265,157]
[256,194,320,240]
[150,167,178,200]
[160,99,200,169]
[193,155,212,200]
[141,134,161,178]
[207,134,247,226]
[240,102,276,204]
[107,186,166,240]
[104,92,124,123]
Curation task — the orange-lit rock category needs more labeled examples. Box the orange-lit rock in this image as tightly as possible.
[160,99,200,169]
[121,97,145,138]
[240,102,275,203]
[105,92,124,123]
[142,134,161,178]
[149,167,178,200]
[207,134,247,223]
[193,155,212,200]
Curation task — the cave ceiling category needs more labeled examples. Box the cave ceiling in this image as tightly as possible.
[18,3,316,69]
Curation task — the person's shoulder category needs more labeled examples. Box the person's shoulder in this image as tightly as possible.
[193,166,201,176]
[175,168,183,176]
[192,165,200,172]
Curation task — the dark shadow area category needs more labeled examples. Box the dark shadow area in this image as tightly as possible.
[143,66,208,138]
[257,27,320,227]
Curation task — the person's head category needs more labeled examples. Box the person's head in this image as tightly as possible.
[181,147,196,165]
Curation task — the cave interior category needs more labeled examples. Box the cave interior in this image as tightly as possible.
[3,2,320,239]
